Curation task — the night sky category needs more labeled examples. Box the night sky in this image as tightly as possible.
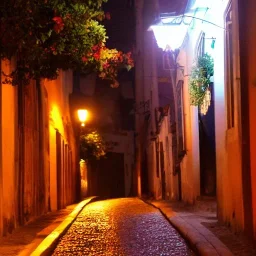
[102,0,135,52]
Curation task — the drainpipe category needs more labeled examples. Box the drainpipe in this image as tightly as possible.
[134,0,144,197]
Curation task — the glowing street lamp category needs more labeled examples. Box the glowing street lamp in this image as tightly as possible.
[151,22,188,51]
[77,109,88,127]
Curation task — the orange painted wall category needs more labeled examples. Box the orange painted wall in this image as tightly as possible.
[0,62,78,236]
[44,70,78,210]
[245,0,256,239]
[0,60,18,235]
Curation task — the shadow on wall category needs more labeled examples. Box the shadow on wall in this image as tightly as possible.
[87,152,125,198]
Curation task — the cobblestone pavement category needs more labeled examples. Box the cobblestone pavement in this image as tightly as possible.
[52,198,195,256]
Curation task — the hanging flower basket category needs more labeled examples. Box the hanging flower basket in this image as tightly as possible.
[189,53,214,106]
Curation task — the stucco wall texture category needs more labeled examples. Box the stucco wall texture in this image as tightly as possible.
[1,60,17,236]
[244,0,256,239]
[0,61,78,237]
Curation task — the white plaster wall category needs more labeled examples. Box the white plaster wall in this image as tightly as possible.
[158,116,177,200]
[178,27,202,203]
[157,120,167,200]
[144,30,160,199]
[177,0,231,204]
[206,1,229,222]
[197,0,244,230]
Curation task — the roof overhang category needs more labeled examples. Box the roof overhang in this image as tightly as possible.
[150,0,208,51]
[157,0,193,17]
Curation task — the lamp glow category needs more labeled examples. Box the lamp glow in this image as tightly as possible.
[77,109,88,126]
[151,23,188,51]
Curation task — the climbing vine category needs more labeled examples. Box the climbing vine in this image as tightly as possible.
[0,0,133,87]
[189,53,214,106]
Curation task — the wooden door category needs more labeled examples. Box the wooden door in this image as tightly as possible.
[88,152,125,198]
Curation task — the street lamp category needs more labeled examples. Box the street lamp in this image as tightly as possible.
[151,23,188,51]
[77,109,88,127]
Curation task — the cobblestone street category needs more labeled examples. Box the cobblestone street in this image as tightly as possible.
[52,198,194,256]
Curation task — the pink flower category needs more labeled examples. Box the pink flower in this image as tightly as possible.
[110,80,119,88]
[103,63,109,69]
[65,14,71,20]
[105,12,111,20]
[92,44,98,51]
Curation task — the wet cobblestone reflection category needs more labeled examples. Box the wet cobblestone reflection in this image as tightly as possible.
[53,198,194,255]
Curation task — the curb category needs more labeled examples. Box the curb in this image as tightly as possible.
[31,196,98,256]
[169,216,232,256]
[145,200,233,256]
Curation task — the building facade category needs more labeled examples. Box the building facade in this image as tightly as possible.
[0,61,78,237]
[135,0,256,239]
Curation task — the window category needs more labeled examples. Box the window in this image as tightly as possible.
[225,3,235,129]
[196,32,205,59]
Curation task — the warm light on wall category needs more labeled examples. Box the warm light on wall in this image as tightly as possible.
[77,109,88,126]
[50,105,63,130]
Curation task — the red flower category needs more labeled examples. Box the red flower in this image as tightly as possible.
[50,46,56,53]
[82,56,88,62]
[92,44,98,51]
[52,16,64,33]
[93,52,100,60]
[126,51,132,57]
[53,16,62,24]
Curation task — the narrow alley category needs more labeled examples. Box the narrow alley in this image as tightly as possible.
[1,0,256,255]
[52,198,194,256]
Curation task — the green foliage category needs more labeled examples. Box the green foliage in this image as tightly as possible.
[0,0,133,86]
[189,53,214,106]
[80,131,106,161]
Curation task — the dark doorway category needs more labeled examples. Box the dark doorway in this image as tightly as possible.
[199,83,216,196]
[141,150,149,196]
[88,152,125,198]
[160,142,166,199]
